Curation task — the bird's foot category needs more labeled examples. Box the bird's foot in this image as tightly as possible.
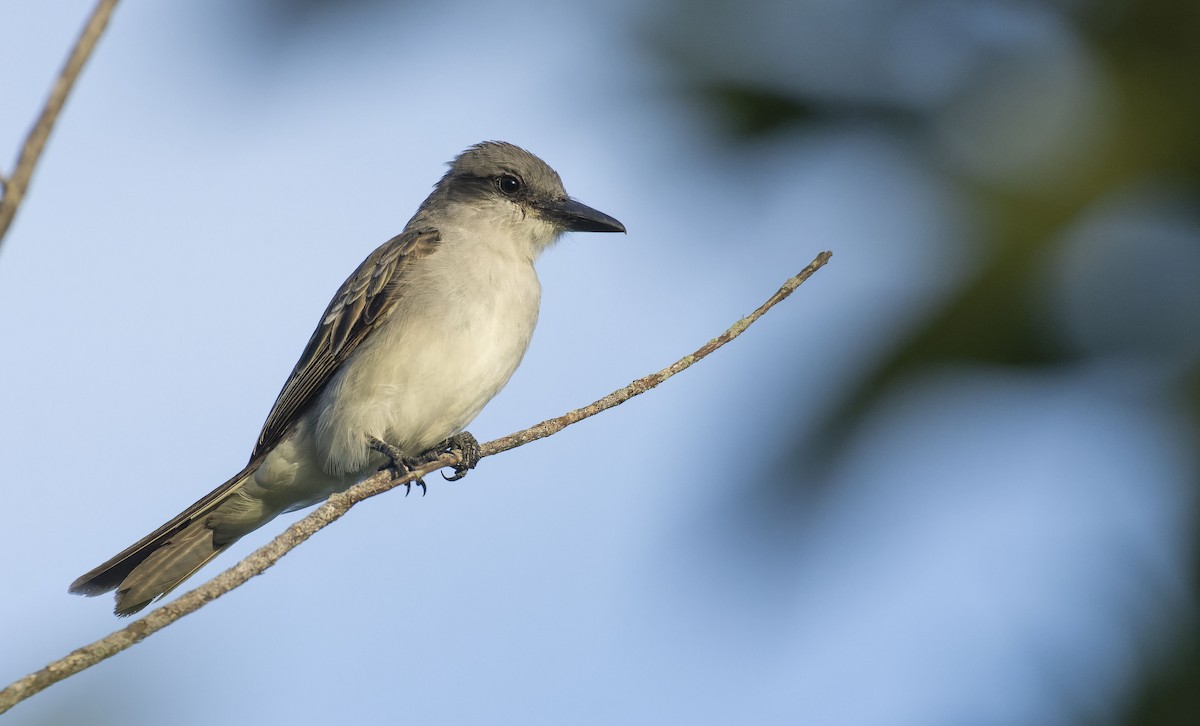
[439,431,480,482]
[368,436,427,496]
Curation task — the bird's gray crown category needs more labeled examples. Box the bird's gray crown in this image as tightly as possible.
[447,141,565,194]
[427,140,625,236]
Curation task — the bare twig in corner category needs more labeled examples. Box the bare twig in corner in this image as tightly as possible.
[0,0,120,250]
[0,251,831,713]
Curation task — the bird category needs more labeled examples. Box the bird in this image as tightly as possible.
[69,141,625,615]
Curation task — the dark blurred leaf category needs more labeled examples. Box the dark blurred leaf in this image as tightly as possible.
[1120,623,1200,725]
[654,1,1200,720]
[694,83,818,138]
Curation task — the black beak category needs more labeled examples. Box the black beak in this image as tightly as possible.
[543,197,626,233]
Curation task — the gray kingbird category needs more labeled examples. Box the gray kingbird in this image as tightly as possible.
[70,141,625,615]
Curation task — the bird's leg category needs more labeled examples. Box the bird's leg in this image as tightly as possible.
[368,436,427,496]
[439,431,481,481]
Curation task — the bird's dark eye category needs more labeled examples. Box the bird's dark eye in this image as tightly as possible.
[496,174,522,195]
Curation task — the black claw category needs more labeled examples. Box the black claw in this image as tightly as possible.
[441,431,480,481]
[403,476,428,497]
[369,436,428,494]
[369,432,480,491]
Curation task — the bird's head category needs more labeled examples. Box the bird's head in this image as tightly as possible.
[437,141,625,256]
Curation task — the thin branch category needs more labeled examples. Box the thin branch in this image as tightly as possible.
[0,251,831,713]
[0,0,119,250]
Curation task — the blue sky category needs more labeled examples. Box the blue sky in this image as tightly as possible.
[1,2,1193,724]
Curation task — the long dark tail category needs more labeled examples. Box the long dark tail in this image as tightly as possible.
[69,462,258,616]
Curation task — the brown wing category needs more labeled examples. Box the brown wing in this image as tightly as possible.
[251,226,441,459]
[69,227,441,601]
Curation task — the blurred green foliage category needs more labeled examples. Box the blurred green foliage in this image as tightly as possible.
[655,0,1200,722]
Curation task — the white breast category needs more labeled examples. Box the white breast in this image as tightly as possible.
[311,220,543,475]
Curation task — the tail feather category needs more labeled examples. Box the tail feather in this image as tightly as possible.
[69,461,260,615]
[113,520,227,616]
